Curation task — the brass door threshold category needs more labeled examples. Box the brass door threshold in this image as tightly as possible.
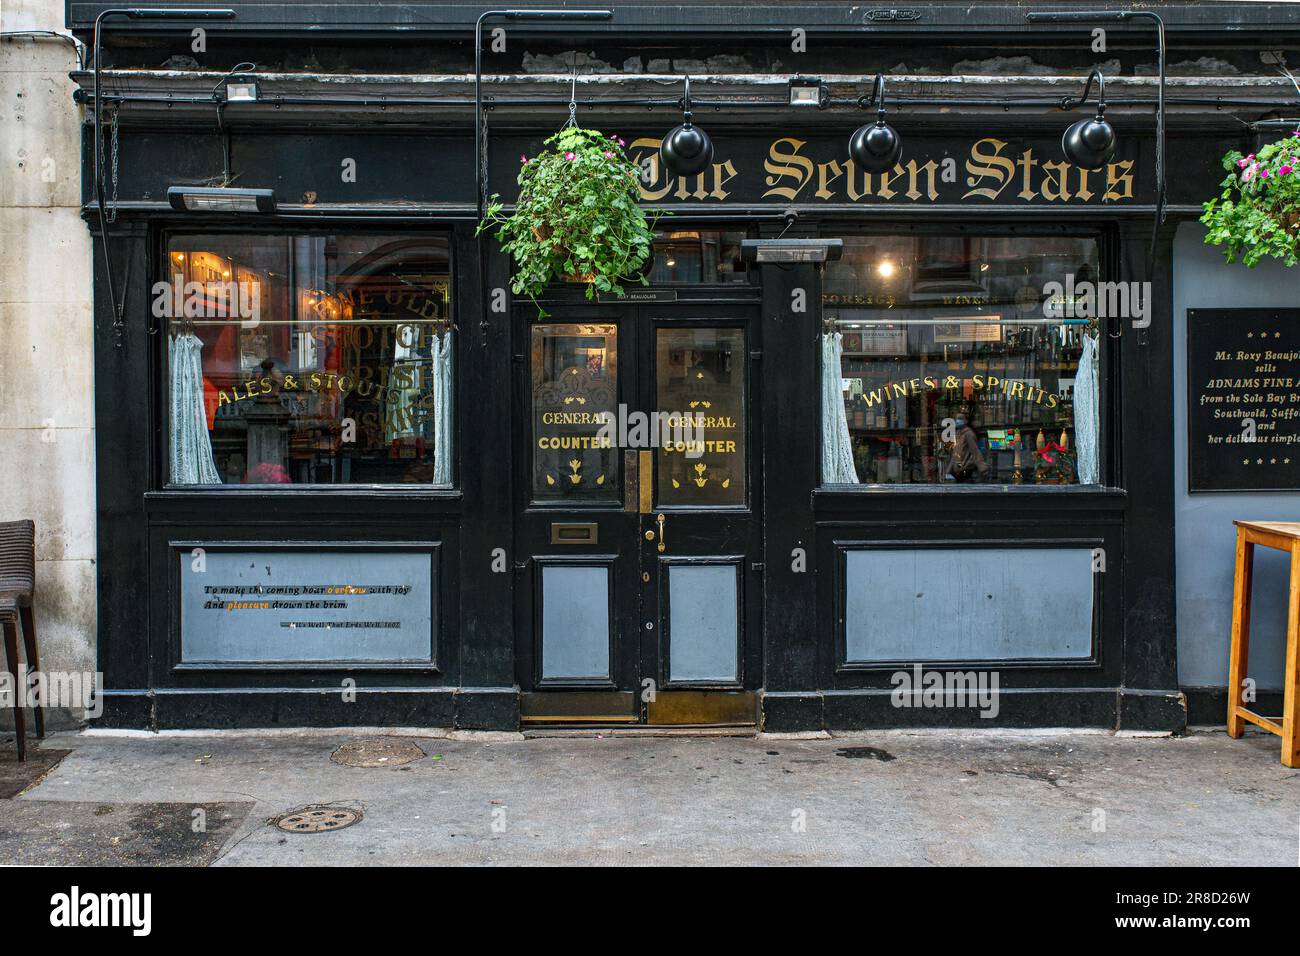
[524,724,757,739]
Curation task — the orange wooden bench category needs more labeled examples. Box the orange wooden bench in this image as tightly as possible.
[1227,520,1300,767]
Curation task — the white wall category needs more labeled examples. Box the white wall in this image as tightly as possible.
[1173,221,1300,691]
[0,0,96,724]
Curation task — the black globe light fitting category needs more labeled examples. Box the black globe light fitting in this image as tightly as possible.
[660,76,715,177]
[849,74,903,174]
[1058,69,1117,171]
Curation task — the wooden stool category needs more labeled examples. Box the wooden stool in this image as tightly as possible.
[1227,520,1300,767]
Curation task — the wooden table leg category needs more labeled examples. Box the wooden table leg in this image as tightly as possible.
[1283,542,1300,768]
[1227,528,1254,738]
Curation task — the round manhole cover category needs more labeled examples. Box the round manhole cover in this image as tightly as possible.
[273,805,362,833]
[331,738,426,768]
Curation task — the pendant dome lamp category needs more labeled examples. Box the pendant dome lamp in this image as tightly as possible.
[660,76,714,177]
[849,74,903,174]
[1059,68,1117,171]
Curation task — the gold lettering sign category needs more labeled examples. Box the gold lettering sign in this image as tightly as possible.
[626,137,1139,205]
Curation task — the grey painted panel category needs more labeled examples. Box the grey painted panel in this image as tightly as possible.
[844,548,1093,662]
[180,549,433,663]
[1173,223,1298,689]
[541,565,611,680]
[668,564,739,682]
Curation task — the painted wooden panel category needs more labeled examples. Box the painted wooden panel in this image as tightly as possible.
[668,564,739,682]
[180,548,434,663]
[541,565,611,680]
[843,547,1094,662]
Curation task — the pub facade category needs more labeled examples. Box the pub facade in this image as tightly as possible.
[70,1,1300,731]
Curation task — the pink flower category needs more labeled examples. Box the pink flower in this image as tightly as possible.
[1260,168,1269,179]
[616,137,625,146]
[1237,158,1249,168]
[564,151,576,161]
[520,154,527,162]
[603,151,613,158]
[1282,166,1295,176]
[1242,165,1257,181]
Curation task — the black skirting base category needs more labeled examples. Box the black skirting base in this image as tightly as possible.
[1182,685,1286,727]
[762,687,1188,733]
[95,687,519,732]
[93,685,1192,732]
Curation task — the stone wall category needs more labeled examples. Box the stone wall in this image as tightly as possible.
[0,0,95,728]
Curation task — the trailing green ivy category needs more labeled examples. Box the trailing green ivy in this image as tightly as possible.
[477,126,659,306]
[1201,129,1300,267]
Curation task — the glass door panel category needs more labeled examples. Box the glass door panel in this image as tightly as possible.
[530,323,619,501]
[655,327,746,506]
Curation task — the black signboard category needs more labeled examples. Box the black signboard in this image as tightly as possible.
[1188,308,1300,492]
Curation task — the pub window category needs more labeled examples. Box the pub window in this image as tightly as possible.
[821,234,1101,486]
[649,229,750,284]
[163,234,453,486]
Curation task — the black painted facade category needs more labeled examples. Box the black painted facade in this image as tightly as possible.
[69,1,1300,731]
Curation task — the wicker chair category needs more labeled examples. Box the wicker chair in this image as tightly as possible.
[0,520,42,760]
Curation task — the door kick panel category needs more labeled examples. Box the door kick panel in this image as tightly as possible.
[521,691,639,723]
[646,691,758,726]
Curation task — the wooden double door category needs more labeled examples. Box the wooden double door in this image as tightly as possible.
[514,304,763,725]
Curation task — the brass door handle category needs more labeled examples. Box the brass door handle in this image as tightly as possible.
[654,513,665,553]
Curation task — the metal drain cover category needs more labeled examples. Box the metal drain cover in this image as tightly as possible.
[273,806,362,833]
[331,738,426,768]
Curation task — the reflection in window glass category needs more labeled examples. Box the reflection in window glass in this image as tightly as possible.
[164,235,453,486]
[821,235,1101,486]
[531,323,619,500]
[657,327,746,505]
[649,230,748,284]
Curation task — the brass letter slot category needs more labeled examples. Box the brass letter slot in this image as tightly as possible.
[551,522,598,545]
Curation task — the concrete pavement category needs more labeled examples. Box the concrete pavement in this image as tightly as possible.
[0,727,1295,865]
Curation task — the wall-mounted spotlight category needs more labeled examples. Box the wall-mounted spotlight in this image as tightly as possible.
[849,74,902,174]
[1059,69,1116,170]
[660,76,714,177]
[789,76,826,108]
[224,79,258,103]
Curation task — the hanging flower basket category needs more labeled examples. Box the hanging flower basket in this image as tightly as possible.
[1201,129,1300,267]
[477,126,659,305]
